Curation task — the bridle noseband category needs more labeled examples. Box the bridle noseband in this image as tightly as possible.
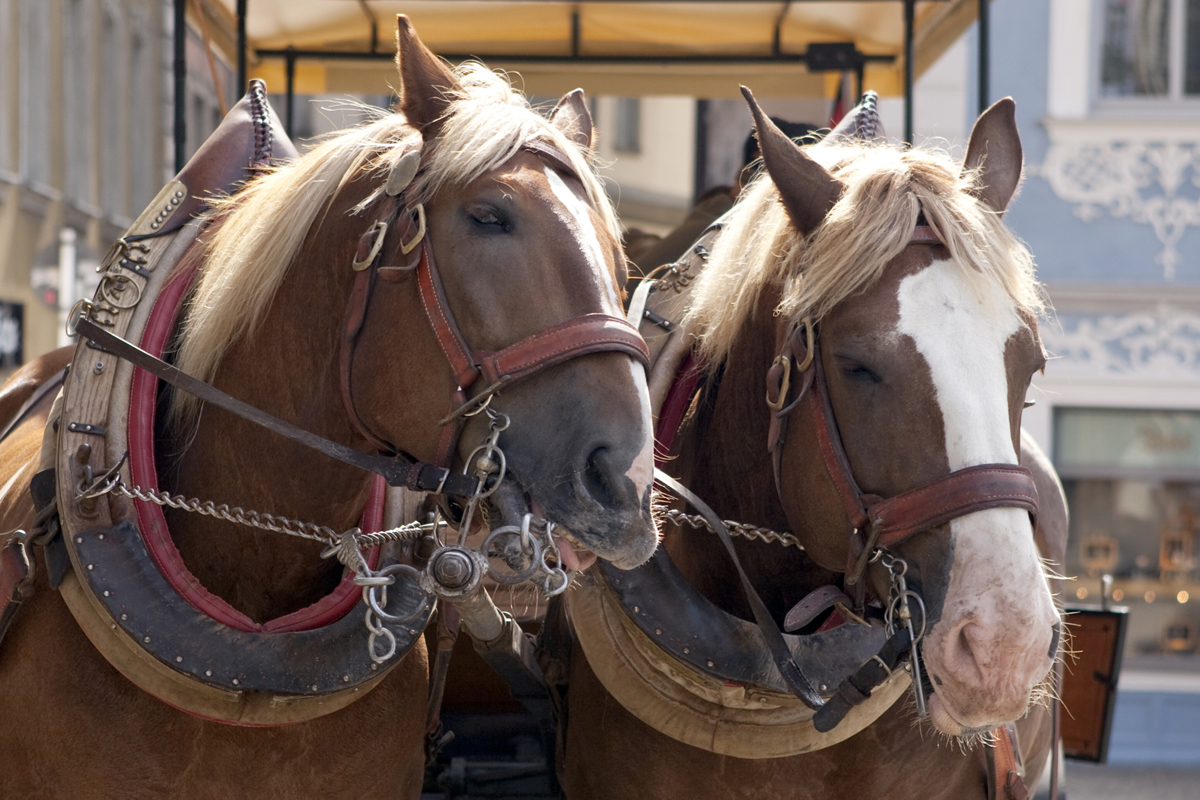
[341,141,650,481]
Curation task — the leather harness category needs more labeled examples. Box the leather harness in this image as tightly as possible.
[339,146,649,487]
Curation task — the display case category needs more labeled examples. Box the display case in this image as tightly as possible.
[1056,407,1200,671]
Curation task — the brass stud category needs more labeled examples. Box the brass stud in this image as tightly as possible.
[102,590,110,597]
[120,613,127,620]
[311,684,318,691]
[76,537,83,543]
[87,564,94,571]
[707,660,715,668]
[342,675,350,682]
[232,678,239,686]
[176,656,183,663]
[205,670,213,677]
[143,636,151,643]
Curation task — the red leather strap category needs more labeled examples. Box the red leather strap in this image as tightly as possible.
[868,464,1038,549]
[416,242,479,390]
[809,349,871,532]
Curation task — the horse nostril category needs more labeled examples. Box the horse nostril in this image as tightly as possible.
[582,446,614,506]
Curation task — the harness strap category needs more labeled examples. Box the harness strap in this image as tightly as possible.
[655,469,825,710]
[985,722,1029,800]
[73,315,482,498]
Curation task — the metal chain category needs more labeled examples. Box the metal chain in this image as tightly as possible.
[663,508,804,550]
[101,478,428,550]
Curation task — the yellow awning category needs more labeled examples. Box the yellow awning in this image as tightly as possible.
[206,1,983,99]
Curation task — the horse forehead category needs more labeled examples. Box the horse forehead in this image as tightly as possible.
[896,258,1023,467]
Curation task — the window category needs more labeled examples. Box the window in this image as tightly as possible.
[1100,0,1200,99]
[64,0,93,205]
[0,0,11,173]
[18,0,50,185]
[99,5,127,216]
[613,97,641,154]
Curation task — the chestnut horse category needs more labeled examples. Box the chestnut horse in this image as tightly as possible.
[0,18,655,799]
[559,95,1065,798]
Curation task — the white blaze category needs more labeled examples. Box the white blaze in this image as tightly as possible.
[545,166,652,498]
[543,166,622,313]
[897,258,1054,725]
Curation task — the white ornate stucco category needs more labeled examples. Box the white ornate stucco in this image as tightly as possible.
[1043,309,1200,380]
[1034,121,1200,280]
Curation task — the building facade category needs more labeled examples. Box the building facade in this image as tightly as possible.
[0,0,230,372]
[990,0,1200,766]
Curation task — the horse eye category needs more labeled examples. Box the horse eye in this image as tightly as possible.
[468,206,508,230]
[842,362,881,384]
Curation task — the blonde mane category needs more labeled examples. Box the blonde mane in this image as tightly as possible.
[172,64,617,424]
[688,140,1045,368]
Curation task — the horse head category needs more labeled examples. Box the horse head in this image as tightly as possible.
[172,17,657,597]
[727,91,1059,737]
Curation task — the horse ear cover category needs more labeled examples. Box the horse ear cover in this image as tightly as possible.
[962,97,1023,215]
[395,15,462,135]
[741,86,842,237]
[549,89,595,152]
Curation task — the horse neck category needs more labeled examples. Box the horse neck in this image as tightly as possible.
[157,227,375,623]
[669,291,838,620]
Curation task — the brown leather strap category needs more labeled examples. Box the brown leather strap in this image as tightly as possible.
[416,241,480,391]
[985,722,1029,800]
[476,314,649,387]
[868,464,1039,550]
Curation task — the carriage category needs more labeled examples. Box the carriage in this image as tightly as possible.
[0,5,1122,799]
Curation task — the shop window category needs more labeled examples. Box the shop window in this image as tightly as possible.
[1056,407,1200,665]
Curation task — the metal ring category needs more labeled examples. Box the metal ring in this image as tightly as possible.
[482,525,543,585]
[794,317,816,372]
[765,354,792,413]
[542,567,570,597]
[366,563,431,624]
[460,442,507,500]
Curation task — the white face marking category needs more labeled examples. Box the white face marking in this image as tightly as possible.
[898,259,1056,725]
[897,259,1020,469]
[543,166,622,314]
[625,359,655,499]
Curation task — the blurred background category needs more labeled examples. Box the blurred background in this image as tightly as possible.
[2,0,1199,790]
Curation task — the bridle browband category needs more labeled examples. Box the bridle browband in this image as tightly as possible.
[340,140,650,484]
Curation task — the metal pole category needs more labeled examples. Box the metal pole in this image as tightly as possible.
[903,0,914,145]
[173,0,187,172]
[285,48,296,137]
[237,0,248,92]
[978,0,990,113]
[57,229,78,349]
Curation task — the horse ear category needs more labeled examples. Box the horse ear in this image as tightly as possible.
[963,97,1023,214]
[741,86,842,237]
[549,89,594,151]
[395,15,461,136]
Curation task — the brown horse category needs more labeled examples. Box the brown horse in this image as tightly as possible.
[0,17,655,799]
[559,95,1066,798]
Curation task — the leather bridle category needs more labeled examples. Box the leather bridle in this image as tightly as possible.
[340,142,650,485]
[764,223,1040,589]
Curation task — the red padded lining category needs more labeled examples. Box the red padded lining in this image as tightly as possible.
[128,262,382,634]
[654,351,705,466]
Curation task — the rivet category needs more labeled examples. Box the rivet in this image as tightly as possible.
[87,564,94,570]
[120,613,127,620]
[170,196,179,205]
[311,684,318,691]
[683,647,690,654]
[655,628,662,635]
[633,606,640,613]
[111,622,116,629]
[176,656,183,663]
[232,679,239,685]
[820,684,828,692]
[174,190,184,198]
[342,675,350,682]
[102,590,110,597]
[163,206,172,214]
[151,222,159,229]
[143,636,151,643]
[76,536,83,543]
[205,670,213,677]
[98,534,105,540]
[371,664,378,671]
[707,660,715,668]
[93,361,104,374]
